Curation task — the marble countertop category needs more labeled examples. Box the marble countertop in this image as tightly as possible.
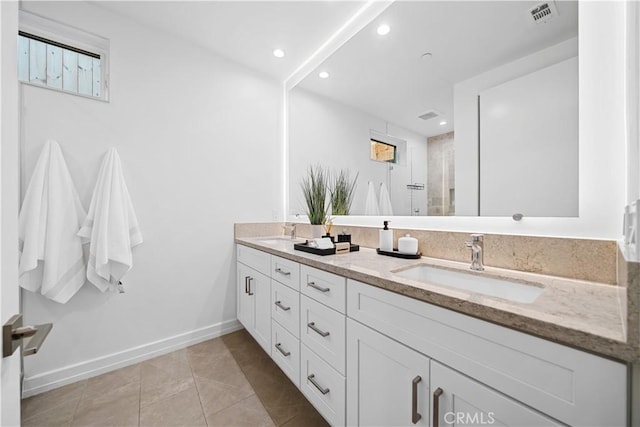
[236,236,636,363]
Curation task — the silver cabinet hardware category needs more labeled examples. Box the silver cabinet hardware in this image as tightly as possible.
[307,374,330,395]
[275,342,291,357]
[275,301,291,311]
[307,322,330,337]
[433,387,443,427]
[3,314,52,358]
[307,281,330,293]
[412,376,422,424]
[244,276,250,294]
[247,277,254,296]
[275,268,291,276]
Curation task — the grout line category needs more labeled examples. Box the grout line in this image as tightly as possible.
[137,366,142,427]
[69,380,88,426]
[186,344,209,426]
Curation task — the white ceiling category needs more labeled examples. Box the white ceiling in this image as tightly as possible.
[96,1,366,81]
[297,1,579,137]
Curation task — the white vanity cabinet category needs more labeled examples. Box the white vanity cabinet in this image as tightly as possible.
[237,244,628,427]
[347,279,627,427]
[346,319,430,427]
[236,253,271,353]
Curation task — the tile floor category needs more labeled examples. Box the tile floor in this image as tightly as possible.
[21,329,329,427]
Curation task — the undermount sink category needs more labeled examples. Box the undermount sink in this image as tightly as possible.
[393,264,544,304]
[258,237,302,245]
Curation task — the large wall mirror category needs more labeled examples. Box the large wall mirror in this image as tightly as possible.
[288,1,579,218]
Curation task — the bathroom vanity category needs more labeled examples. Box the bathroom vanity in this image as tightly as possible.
[235,235,632,427]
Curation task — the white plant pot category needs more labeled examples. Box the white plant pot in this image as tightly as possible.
[310,224,324,238]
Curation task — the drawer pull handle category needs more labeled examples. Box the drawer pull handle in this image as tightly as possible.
[307,322,330,337]
[412,376,422,424]
[244,276,250,294]
[307,374,330,395]
[275,300,291,311]
[275,342,290,357]
[433,387,443,427]
[247,277,254,296]
[307,282,330,293]
[275,268,291,276]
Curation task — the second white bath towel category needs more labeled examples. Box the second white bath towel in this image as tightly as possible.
[364,181,380,216]
[78,148,142,292]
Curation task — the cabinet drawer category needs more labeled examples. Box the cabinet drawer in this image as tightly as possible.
[301,295,346,375]
[271,320,300,388]
[301,343,345,426]
[300,265,346,313]
[271,255,300,291]
[347,279,627,427]
[271,280,300,338]
[237,244,270,276]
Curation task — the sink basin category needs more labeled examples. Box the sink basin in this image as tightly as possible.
[393,265,543,304]
[258,237,302,245]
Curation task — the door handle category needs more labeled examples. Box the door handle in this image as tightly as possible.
[307,322,330,337]
[307,374,330,395]
[275,342,291,357]
[275,301,291,311]
[247,277,254,296]
[275,267,291,276]
[433,387,443,427]
[244,276,250,294]
[412,376,422,424]
[3,314,53,358]
[307,282,330,293]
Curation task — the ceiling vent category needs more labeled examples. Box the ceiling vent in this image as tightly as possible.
[528,1,558,25]
[418,110,441,121]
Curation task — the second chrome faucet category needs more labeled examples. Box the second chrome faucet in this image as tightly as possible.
[465,234,484,271]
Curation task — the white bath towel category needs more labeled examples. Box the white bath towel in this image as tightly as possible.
[364,181,380,216]
[78,148,142,292]
[19,140,87,303]
[378,182,394,216]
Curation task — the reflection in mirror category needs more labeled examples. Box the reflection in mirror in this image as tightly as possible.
[289,1,578,218]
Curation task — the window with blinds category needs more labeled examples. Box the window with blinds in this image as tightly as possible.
[18,11,109,101]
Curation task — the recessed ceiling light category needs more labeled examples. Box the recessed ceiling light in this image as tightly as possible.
[377,24,390,36]
[319,71,330,79]
[273,49,285,58]
[439,120,448,126]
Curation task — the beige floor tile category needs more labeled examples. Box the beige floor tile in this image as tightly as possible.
[194,375,254,418]
[187,337,232,358]
[140,362,195,407]
[22,398,78,427]
[84,364,141,398]
[205,394,275,427]
[71,381,140,427]
[139,385,205,427]
[22,381,87,420]
[144,349,192,378]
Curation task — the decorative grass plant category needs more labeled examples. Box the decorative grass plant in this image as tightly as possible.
[301,165,328,225]
[330,169,359,216]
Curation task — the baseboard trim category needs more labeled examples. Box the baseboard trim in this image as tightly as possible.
[22,319,243,398]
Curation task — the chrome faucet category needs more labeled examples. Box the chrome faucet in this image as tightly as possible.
[283,223,297,239]
[464,234,484,271]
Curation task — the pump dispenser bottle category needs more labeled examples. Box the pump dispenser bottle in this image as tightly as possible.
[379,220,393,252]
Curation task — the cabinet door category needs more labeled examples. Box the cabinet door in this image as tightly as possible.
[347,319,430,427]
[237,263,271,354]
[251,270,271,354]
[237,263,254,332]
[430,361,562,427]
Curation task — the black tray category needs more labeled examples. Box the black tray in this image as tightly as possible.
[294,242,360,256]
[376,248,422,259]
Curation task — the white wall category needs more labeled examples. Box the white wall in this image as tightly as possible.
[289,87,427,217]
[20,1,282,395]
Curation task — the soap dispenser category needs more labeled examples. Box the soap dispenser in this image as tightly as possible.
[379,221,393,252]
